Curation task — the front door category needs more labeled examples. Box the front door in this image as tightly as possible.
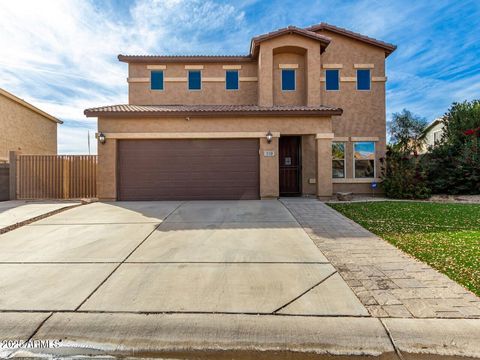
[279,136,301,196]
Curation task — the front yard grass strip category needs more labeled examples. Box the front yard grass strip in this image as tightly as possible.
[328,201,480,296]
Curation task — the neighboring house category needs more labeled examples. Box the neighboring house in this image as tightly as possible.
[0,88,62,162]
[85,22,396,200]
[419,117,445,153]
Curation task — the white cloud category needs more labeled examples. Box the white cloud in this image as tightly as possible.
[0,0,248,154]
[1,0,479,153]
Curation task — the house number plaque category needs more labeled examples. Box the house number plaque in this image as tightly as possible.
[263,150,275,157]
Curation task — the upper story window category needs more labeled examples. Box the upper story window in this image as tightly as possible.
[188,70,202,90]
[225,70,239,90]
[332,142,345,178]
[150,71,164,91]
[354,141,375,178]
[357,69,371,91]
[281,69,296,91]
[325,69,340,91]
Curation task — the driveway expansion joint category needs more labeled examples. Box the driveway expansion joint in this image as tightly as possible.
[73,201,186,312]
[379,318,406,360]
[272,271,338,314]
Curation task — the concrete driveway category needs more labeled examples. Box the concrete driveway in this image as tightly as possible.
[0,200,366,315]
[3,200,479,358]
[0,200,79,233]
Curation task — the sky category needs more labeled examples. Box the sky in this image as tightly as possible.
[0,0,479,154]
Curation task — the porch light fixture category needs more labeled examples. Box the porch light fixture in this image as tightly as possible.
[98,132,106,144]
[266,130,273,144]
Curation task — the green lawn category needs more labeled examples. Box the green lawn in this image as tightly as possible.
[328,201,480,296]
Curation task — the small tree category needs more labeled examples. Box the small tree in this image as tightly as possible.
[387,109,428,154]
[382,109,431,199]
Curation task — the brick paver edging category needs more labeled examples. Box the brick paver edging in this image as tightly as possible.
[280,198,480,319]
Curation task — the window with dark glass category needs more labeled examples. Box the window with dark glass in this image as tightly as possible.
[332,142,345,178]
[151,71,164,90]
[354,142,375,178]
[225,70,239,90]
[357,69,371,90]
[188,70,201,90]
[281,69,295,91]
[326,69,339,91]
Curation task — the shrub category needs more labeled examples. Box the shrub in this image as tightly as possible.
[380,147,431,199]
[381,109,431,199]
[425,101,480,195]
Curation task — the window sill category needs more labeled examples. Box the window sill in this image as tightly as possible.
[333,178,381,184]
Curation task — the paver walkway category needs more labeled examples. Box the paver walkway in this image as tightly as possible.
[281,198,480,319]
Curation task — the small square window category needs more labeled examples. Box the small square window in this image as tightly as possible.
[281,69,295,91]
[357,69,371,90]
[326,69,339,91]
[226,70,239,90]
[188,70,201,90]
[151,71,164,90]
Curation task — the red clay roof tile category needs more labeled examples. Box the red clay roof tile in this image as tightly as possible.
[84,104,343,117]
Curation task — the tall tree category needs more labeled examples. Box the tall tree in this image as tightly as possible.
[388,109,428,153]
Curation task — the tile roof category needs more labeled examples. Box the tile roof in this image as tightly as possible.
[118,23,396,63]
[305,22,397,56]
[250,26,331,56]
[84,104,343,117]
[118,55,254,63]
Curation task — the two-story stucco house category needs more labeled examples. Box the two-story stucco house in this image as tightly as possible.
[1,88,61,162]
[85,23,396,201]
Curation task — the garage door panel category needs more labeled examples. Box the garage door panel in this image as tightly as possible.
[118,139,260,200]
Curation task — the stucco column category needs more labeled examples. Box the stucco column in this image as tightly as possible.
[306,45,322,106]
[97,137,117,201]
[315,133,334,198]
[259,136,279,199]
[258,46,274,107]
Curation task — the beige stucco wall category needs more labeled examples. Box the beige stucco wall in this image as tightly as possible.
[104,28,392,198]
[420,121,445,153]
[301,135,317,195]
[128,62,258,105]
[273,52,306,105]
[317,30,387,180]
[0,94,57,161]
[257,34,321,106]
[97,115,332,200]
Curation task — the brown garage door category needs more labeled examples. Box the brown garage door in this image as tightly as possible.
[118,139,259,200]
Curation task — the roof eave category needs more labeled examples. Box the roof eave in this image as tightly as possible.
[306,23,397,57]
[249,27,331,57]
[118,55,255,63]
[84,109,343,118]
[0,88,62,124]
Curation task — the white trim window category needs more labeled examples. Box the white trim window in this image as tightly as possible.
[354,141,375,178]
[332,142,346,178]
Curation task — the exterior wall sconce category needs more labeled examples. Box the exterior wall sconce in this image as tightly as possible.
[98,132,106,144]
[266,130,273,144]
